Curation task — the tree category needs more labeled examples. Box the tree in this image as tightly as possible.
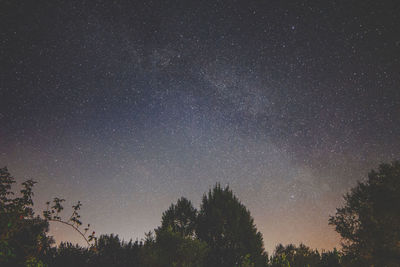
[47,242,92,267]
[196,184,268,267]
[89,234,142,267]
[43,198,96,247]
[0,166,96,267]
[319,248,341,267]
[329,161,400,266]
[0,167,53,267]
[270,243,320,267]
[141,197,208,267]
[93,234,124,266]
[147,227,208,267]
[270,253,290,267]
[159,197,197,237]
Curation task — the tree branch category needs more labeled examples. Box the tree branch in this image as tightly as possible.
[49,218,90,246]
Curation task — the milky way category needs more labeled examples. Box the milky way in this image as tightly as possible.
[1,0,399,252]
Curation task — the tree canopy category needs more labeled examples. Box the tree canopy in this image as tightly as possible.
[159,197,197,237]
[270,243,324,267]
[0,167,53,267]
[329,161,400,266]
[196,184,268,267]
[0,167,95,266]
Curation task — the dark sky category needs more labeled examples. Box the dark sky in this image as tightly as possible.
[1,0,399,252]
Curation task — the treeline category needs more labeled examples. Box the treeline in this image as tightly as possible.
[1,161,399,266]
[42,235,345,267]
[41,235,343,267]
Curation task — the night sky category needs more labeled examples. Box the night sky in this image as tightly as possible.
[1,0,399,252]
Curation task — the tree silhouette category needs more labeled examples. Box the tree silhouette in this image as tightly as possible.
[47,242,92,267]
[0,167,96,267]
[43,198,96,246]
[329,161,400,266]
[140,197,209,267]
[159,197,197,237]
[143,227,208,267]
[196,184,268,267]
[270,243,321,267]
[0,167,53,266]
[319,248,342,267]
[90,234,142,267]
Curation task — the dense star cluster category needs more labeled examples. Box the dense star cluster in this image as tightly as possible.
[1,0,399,252]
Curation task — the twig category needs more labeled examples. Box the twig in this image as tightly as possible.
[49,219,90,246]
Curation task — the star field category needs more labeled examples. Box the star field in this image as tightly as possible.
[1,0,399,252]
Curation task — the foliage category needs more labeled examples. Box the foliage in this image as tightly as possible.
[241,254,256,267]
[0,166,96,266]
[160,197,197,237]
[90,234,142,267]
[329,161,400,266]
[270,253,290,267]
[46,236,144,267]
[270,244,320,267]
[43,198,96,246]
[319,248,341,267]
[46,242,92,267]
[0,167,52,267]
[142,227,208,267]
[196,184,268,267]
